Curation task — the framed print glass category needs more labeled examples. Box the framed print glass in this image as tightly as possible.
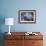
[18,10,36,23]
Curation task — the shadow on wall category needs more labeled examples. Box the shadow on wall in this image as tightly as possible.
[0,16,5,46]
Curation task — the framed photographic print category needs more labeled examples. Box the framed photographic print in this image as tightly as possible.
[18,10,36,23]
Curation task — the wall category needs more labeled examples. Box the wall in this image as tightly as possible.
[0,0,46,46]
[0,0,46,32]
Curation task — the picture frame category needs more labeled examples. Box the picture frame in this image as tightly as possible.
[18,10,36,23]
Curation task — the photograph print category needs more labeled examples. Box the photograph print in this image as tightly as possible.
[18,10,36,23]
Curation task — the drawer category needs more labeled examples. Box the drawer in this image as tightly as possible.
[4,40,24,46]
[24,40,43,46]
[4,35,24,40]
[32,40,43,46]
[25,35,43,40]
[4,40,16,46]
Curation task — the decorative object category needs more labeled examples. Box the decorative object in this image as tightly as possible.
[5,18,14,35]
[18,10,36,23]
[25,32,38,35]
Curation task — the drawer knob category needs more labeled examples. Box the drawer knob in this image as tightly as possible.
[32,42,35,44]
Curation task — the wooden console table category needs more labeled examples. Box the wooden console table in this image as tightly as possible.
[4,32,43,46]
